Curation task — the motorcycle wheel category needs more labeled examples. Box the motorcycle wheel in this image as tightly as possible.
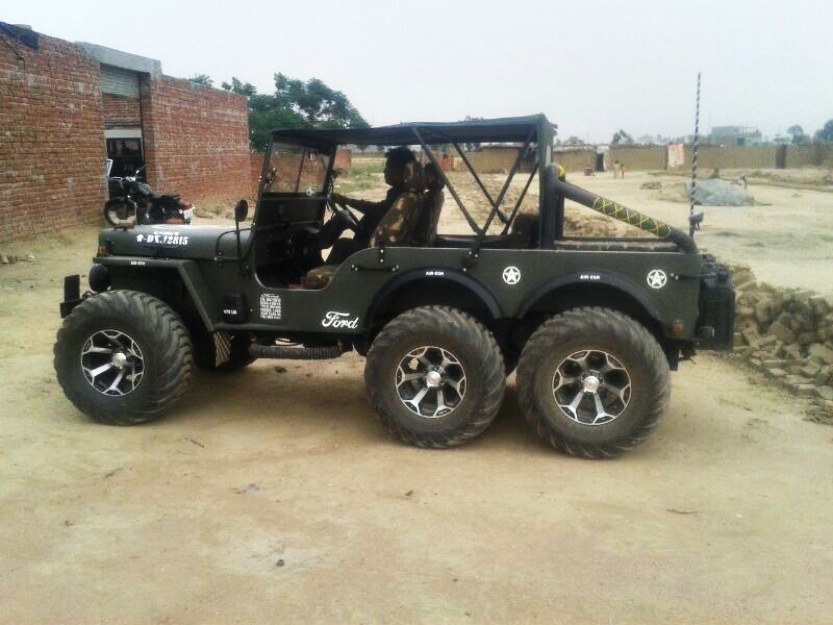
[103,200,135,226]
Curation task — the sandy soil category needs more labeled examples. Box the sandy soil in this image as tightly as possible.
[578,171,833,298]
[1,171,832,624]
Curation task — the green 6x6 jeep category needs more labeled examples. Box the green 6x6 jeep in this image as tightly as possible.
[54,114,734,458]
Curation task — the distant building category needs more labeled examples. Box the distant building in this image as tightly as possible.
[0,22,251,242]
[709,126,763,147]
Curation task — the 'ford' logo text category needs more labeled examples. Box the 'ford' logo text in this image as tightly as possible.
[322,311,359,329]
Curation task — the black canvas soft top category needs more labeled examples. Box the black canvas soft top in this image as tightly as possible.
[269,114,556,147]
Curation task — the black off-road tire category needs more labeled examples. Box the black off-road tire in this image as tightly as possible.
[54,290,193,425]
[365,306,505,448]
[192,330,255,373]
[516,307,670,459]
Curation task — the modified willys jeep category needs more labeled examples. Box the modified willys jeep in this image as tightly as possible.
[54,115,734,458]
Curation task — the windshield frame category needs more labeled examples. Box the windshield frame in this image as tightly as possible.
[259,139,335,197]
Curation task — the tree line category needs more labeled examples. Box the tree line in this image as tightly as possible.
[786,122,833,145]
[192,73,833,151]
[190,73,368,151]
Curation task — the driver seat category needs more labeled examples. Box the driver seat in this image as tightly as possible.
[302,162,424,289]
[411,162,445,246]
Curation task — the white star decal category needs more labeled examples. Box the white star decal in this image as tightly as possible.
[647,269,668,289]
[502,266,521,285]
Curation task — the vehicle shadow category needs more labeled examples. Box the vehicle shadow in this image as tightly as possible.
[170,363,549,454]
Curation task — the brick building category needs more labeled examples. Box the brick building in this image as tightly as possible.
[0,23,251,242]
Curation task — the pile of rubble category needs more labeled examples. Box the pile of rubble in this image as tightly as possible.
[731,265,833,423]
[689,179,755,206]
[654,179,755,206]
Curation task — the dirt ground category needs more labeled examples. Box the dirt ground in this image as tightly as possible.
[2,170,833,624]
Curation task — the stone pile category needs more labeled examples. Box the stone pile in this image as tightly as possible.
[731,264,833,423]
[655,179,755,206]
[689,179,755,206]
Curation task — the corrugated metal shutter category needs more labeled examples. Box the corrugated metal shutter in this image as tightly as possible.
[100,65,140,98]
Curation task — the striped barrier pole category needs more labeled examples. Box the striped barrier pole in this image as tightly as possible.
[689,72,701,236]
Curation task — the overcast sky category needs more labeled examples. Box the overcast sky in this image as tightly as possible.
[4,0,831,142]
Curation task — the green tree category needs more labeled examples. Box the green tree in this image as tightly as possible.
[611,129,634,146]
[787,124,809,144]
[221,77,256,97]
[222,74,369,151]
[190,74,214,88]
[814,119,833,143]
[274,74,366,129]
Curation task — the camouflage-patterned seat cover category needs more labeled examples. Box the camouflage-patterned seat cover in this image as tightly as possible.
[302,162,425,289]
[412,162,445,247]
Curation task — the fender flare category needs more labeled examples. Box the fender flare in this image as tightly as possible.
[518,269,663,322]
[365,267,502,324]
[95,258,215,330]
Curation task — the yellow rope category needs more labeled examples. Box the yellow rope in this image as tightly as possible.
[592,198,672,238]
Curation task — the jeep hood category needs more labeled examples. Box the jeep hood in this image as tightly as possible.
[99,224,249,260]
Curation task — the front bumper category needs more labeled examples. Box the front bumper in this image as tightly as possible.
[60,275,84,318]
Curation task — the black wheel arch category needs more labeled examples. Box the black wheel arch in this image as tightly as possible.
[364,268,502,332]
[515,273,673,363]
[99,260,216,333]
[519,271,662,320]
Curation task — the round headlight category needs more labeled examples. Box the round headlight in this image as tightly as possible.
[88,263,111,293]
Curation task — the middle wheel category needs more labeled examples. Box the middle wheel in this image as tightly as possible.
[365,306,506,448]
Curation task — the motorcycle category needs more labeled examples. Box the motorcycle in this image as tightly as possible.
[104,167,195,226]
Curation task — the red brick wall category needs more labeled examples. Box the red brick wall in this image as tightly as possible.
[142,76,250,203]
[251,152,264,198]
[1,30,251,243]
[0,32,106,242]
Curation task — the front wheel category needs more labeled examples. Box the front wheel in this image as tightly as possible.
[103,199,136,226]
[516,307,670,459]
[365,306,506,448]
[54,290,193,425]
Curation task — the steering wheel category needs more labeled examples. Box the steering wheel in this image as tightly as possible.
[328,195,360,232]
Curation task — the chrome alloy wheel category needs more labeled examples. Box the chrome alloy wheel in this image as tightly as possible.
[80,329,145,396]
[395,346,467,418]
[552,349,631,426]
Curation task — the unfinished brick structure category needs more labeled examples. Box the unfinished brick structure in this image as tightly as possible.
[0,25,250,243]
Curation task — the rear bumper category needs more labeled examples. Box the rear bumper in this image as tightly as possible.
[695,260,735,351]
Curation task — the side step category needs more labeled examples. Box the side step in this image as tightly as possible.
[249,343,346,360]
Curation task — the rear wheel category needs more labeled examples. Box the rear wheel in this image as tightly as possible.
[54,290,193,425]
[516,307,670,458]
[365,306,505,448]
